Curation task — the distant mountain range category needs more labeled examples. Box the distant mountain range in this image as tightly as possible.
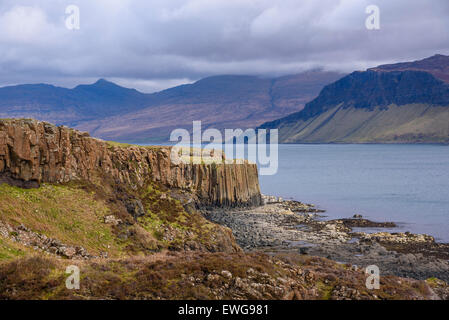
[0,72,343,142]
[3,54,448,144]
[260,54,449,144]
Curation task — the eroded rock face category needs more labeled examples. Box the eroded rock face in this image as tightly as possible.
[0,119,261,207]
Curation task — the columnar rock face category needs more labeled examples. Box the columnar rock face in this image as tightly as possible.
[0,119,261,207]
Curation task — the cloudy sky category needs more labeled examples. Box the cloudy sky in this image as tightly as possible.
[0,0,448,92]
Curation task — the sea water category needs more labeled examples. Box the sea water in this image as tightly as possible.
[258,144,449,242]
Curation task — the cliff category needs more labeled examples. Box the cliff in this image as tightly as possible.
[259,61,449,143]
[370,54,449,83]
[0,119,261,207]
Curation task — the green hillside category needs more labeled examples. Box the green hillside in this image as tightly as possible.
[276,104,449,144]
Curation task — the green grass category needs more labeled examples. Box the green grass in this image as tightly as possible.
[106,141,134,148]
[0,238,26,260]
[0,178,235,259]
[137,182,227,250]
[0,183,123,257]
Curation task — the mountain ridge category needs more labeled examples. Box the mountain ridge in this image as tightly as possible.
[370,54,449,83]
[259,55,449,144]
[0,71,344,141]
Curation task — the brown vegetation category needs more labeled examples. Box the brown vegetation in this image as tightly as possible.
[0,252,446,300]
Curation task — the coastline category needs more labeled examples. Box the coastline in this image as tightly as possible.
[204,195,449,282]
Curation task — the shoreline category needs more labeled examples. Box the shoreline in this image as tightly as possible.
[204,195,449,282]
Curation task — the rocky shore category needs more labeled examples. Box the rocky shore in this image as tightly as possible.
[204,195,449,283]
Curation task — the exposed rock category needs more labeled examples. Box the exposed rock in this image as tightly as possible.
[370,54,449,83]
[331,218,396,228]
[0,221,92,259]
[2,251,447,300]
[261,194,285,204]
[221,270,233,279]
[125,199,146,220]
[207,273,221,283]
[206,198,449,282]
[358,232,435,244]
[104,215,122,226]
[0,119,261,208]
[59,247,76,259]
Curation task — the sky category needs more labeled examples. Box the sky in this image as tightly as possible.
[0,0,448,93]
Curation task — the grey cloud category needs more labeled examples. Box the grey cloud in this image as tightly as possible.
[0,0,448,92]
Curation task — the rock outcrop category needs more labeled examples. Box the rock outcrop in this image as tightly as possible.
[0,119,261,207]
[369,54,449,83]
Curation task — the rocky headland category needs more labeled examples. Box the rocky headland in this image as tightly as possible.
[0,118,263,259]
[0,118,261,207]
[0,119,448,300]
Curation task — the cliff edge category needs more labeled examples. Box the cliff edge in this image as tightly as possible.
[0,119,261,207]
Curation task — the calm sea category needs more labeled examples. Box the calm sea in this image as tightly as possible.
[258,144,449,242]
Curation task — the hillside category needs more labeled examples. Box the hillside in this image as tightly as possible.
[0,72,343,142]
[0,119,447,300]
[259,55,449,143]
[0,119,263,259]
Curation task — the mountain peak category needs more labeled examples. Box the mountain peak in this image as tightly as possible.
[73,79,142,95]
[92,78,117,87]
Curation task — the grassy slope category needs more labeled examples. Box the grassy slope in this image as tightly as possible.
[0,183,121,257]
[0,237,28,260]
[0,179,237,262]
[0,180,447,299]
[278,104,449,143]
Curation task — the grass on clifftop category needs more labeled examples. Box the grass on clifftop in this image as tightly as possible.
[106,141,167,149]
[106,141,134,148]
